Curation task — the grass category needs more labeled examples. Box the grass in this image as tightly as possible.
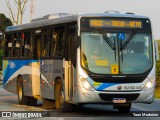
[155,87,160,99]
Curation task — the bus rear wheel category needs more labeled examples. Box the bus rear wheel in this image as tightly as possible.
[17,78,29,105]
[117,103,131,113]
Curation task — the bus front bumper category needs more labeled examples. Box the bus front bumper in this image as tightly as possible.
[75,86,155,104]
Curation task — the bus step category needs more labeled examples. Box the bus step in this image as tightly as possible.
[34,95,42,100]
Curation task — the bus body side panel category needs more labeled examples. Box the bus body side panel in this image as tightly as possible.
[40,59,63,100]
[2,60,40,97]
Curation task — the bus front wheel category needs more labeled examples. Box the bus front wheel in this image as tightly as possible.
[54,79,72,112]
[54,78,73,112]
[59,88,73,112]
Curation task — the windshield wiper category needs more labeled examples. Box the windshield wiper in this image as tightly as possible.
[120,32,136,51]
[102,33,117,61]
[102,33,116,50]
[120,32,136,62]
[120,39,123,62]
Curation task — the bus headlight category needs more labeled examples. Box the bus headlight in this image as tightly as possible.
[146,81,152,88]
[143,77,155,91]
[80,76,95,91]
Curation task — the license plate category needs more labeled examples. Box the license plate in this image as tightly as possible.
[113,98,126,103]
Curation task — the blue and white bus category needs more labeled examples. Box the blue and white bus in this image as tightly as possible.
[3,12,156,112]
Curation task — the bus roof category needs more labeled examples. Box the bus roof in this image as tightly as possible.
[5,13,149,32]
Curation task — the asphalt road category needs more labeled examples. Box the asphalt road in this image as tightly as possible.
[45,101,160,116]
[0,85,160,119]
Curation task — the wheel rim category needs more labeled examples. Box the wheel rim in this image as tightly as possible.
[18,84,23,102]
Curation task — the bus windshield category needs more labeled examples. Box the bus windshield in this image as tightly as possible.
[81,32,153,75]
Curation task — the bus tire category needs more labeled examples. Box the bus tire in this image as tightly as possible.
[57,85,72,112]
[17,79,29,105]
[29,97,37,106]
[117,103,131,113]
[60,88,73,112]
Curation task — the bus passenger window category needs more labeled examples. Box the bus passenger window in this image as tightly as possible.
[42,29,51,57]
[5,34,13,57]
[52,27,65,58]
[13,33,21,57]
[57,31,64,57]
[21,32,31,57]
[52,32,58,57]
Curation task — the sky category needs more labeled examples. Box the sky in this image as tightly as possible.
[0,0,160,40]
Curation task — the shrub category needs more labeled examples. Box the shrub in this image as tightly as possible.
[156,60,160,87]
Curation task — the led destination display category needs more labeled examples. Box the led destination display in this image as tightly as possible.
[89,19,142,28]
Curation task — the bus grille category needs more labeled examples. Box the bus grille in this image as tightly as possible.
[90,76,145,83]
[99,93,140,101]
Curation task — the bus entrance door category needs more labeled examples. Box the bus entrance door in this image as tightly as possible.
[64,31,76,102]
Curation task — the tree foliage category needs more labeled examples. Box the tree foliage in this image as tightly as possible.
[157,61,160,87]
[156,40,160,87]
[0,14,12,70]
[0,13,12,33]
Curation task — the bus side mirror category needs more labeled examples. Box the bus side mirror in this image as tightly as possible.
[155,42,159,61]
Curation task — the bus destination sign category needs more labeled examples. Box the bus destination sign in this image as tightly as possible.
[89,19,142,28]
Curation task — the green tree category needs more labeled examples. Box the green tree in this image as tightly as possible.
[0,13,12,33]
[156,40,160,87]
[0,13,12,70]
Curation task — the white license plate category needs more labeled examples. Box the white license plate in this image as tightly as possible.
[113,98,126,103]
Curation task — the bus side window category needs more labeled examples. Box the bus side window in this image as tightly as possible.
[52,32,58,57]
[21,32,32,57]
[13,33,21,58]
[5,34,13,57]
[57,31,65,57]
[52,26,65,58]
[42,28,52,57]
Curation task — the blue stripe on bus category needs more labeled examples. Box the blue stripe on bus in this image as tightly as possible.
[3,60,37,86]
[96,83,118,90]
[87,77,118,90]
